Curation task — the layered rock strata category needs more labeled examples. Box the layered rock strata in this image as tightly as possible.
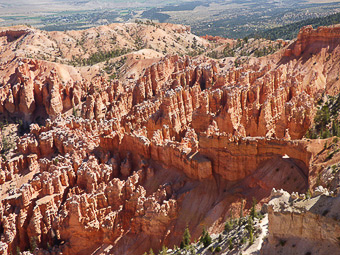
[262,188,340,255]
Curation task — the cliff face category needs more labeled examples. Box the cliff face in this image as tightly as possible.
[289,25,340,57]
[199,135,311,181]
[1,24,340,255]
[262,189,340,255]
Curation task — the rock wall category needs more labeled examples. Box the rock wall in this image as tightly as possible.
[262,189,340,255]
[289,25,340,57]
[199,135,311,181]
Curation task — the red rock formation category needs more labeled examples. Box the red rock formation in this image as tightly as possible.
[199,134,311,181]
[1,23,340,255]
[290,25,340,57]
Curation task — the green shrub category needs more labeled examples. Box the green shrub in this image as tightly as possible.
[305,94,340,139]
[69,48,131,66]
[72,107,78,117]
[224,220,233,233]
[241,236,247,244]
[279,239,286,246]
[30,236,38,252]
[229,239,234,250]
[332,165,338,173]
[215,246,222,252]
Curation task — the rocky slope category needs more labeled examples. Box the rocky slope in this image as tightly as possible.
[1,23,340,255]
[0,23,208,63]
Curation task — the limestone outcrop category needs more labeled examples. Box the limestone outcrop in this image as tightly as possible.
[262,188,340,255]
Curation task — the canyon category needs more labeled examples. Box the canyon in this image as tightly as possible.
[1,23,340,254]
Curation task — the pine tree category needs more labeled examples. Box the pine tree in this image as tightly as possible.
[229,239,234,250]
[249,230,254,245]
[240,200,244,218]
[246,217,254,245]
[180,227,191,249]
[250,198,257,220]
[224,220,233,233]
[200,228,212,248]
[160,245,167,255]
[218,234,223,243]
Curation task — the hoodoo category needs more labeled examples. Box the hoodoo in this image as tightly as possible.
[1,22,340,255]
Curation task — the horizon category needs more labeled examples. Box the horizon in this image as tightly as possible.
[0,0,339,38]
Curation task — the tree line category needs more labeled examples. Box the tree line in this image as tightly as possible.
[249,12,340,40]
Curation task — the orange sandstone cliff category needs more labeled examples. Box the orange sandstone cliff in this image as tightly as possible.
[0,24,340,254]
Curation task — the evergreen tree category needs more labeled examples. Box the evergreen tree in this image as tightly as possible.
[180,227,191,249]
[225,220,233,233]
[240,200,244,218]
[200,228,212,248]
[250,198,257,220]
[246,217,254,245]
[218,234,223,243]
[229,239,234,250]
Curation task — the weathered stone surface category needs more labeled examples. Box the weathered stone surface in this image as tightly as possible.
[262,189,340,255]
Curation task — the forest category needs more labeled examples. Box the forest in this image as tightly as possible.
[249,11,340,40]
